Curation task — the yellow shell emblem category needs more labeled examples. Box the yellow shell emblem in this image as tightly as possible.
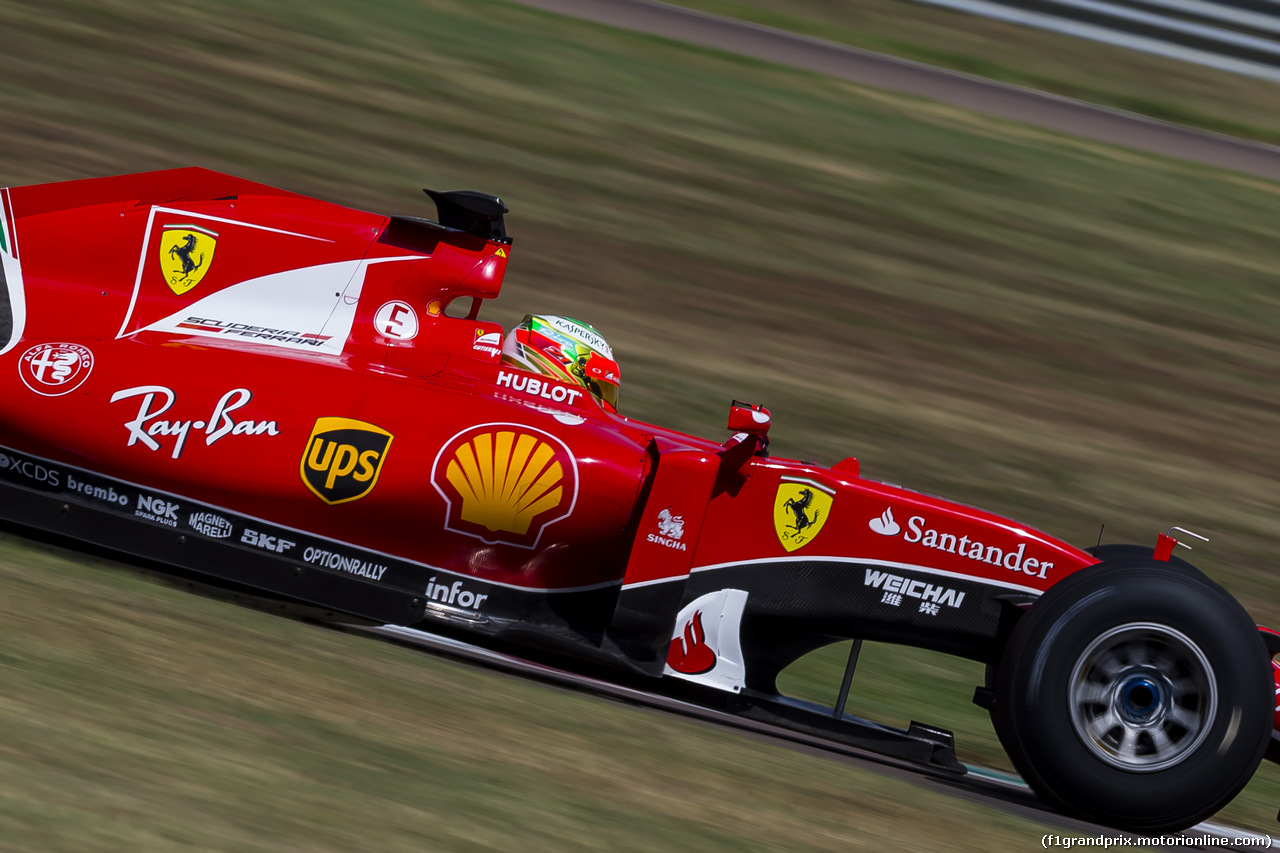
[433,424,578,547]
[159,225,218,295]
[773,478,834,553]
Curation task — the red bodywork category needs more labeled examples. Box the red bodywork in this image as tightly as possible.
[0,168,1271,715]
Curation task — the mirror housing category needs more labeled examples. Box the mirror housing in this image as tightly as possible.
[727,400,771,435]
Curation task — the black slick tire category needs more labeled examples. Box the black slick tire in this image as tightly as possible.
[991,559,1270,833]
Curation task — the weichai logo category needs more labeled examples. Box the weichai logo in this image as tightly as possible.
[301,417,393,505]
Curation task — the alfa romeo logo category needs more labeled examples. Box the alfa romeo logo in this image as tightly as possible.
[19,342,94,396]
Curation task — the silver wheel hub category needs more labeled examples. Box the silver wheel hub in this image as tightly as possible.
[1068,622,1217,772]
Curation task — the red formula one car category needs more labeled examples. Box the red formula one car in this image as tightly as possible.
[0,168,1275,833]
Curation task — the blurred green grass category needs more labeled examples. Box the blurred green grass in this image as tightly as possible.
[0,532,1077,853]
[779,640,1280,832]
[0,0,1277,842]
[669,0,1280,145]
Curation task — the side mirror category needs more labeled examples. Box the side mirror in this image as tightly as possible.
[727,400,771,435]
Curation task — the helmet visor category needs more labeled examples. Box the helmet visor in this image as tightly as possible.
[577,350,620,411]
[587,376,619,411]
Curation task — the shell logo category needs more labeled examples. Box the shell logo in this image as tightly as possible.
[431,423,578,548]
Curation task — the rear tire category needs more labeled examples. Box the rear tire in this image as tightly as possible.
[991,559,1270,832]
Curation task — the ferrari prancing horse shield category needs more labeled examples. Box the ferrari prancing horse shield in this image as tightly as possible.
[159,225,218,295]
[773,477,834,553]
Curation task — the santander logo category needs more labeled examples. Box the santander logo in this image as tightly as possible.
[662,589,749,693]
[869,507,900,536]
[667,611,716,675]
[867,506,1054,579]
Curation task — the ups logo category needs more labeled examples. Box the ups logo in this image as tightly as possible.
[301,417,393,505]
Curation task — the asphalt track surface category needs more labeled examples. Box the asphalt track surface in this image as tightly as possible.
[510,0,1280,182]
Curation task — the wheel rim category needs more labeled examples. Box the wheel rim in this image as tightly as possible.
[1068,622,1217,772]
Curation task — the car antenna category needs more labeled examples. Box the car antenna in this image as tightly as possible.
[1095,523,1105,550]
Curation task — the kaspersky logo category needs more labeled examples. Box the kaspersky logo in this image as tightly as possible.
[301,417,393,505]
[431,423,578,548]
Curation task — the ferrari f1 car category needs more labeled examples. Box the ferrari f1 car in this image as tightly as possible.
[0,168,1275,833]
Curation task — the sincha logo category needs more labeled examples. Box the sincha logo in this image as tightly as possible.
[657,508,684,540]
[869,507,901,536]
[647,507,687,551]
[301,417,393,505]
[772,477,834,553]
[431,423,578,548]
[159,225,218,295]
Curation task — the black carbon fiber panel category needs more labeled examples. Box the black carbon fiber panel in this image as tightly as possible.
[686,559,1010,647]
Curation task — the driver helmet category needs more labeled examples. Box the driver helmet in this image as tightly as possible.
[501,314,621,412]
